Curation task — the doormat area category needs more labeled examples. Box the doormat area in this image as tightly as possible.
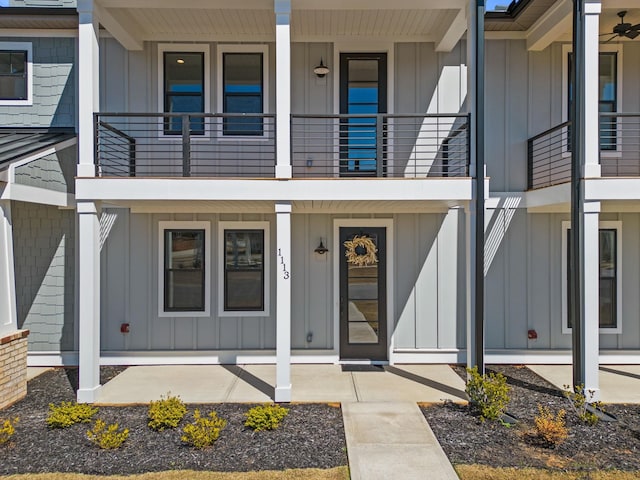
[341,365,385,372]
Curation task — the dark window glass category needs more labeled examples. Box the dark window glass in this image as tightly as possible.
[224,229,264,311]
[163,52,204,135]
[223,53,263,135]
[567,52,617,150]
[0,51,27,100]
[164,230,205,312]
[567,228,617,329]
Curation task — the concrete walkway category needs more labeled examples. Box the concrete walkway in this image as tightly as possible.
[528,364,640,403]
[343,402,459,480]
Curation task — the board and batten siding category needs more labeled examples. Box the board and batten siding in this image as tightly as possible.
[484,206,640,351]
[100,210,461,354]
[0,37,75,128]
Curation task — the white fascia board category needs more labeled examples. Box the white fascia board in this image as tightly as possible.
[0,183,75,207]
[0,30,78,38]
[526,0,572,51]
[525,182,571,210]
[94,2,144,51]
[75,178,474,202]
[585,178,640,201]
[435,8,467,53]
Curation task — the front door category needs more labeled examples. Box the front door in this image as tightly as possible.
[339,53,387,177]
[339,227,387,361]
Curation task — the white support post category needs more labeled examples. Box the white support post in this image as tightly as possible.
[275,0,292,179]
[77,0,100,178]
[465,200,478,370]
[275,201,292,402]
[583,2,601,178]
[77,201,101,403]
[0,201,18,337]
[582,200,600,400]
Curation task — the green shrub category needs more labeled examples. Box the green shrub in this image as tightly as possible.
[563,384,603,425]
[465,366,511,422]
[87,419,129,449]
[244,404,289,432]
[181,409,226,449]
[0,417,19,445]
[534,405,568,446]
[147,393,187,431]
[46,401,98,428]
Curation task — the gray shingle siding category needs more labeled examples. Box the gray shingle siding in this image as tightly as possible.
[0,37,75,128]
[14,145,76,193]
[12,201,75,352]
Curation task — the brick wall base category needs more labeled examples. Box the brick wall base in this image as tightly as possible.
[0,330,29,410]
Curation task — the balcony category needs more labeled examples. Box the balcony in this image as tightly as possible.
[95,113,470,179]
[528,113,640,190]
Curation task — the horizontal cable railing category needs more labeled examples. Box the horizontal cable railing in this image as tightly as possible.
[95,113,276,178]
[291,113,470,178]
[528,113,640,189]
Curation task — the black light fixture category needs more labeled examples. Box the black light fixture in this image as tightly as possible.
[313,58,330,78]
[314,239,329,254]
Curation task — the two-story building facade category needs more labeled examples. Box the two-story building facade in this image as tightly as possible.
[0,0,638,403]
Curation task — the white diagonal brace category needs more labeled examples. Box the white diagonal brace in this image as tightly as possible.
[527,0,572,51]
[436,8,467,53]
[94,1,144,51]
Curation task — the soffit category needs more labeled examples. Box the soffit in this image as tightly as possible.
[486,0,556,32]
[0,13,77,29]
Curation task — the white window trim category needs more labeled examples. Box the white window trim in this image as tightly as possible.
[561,43,623,157]
[218,221,270,317]
[216,44,269,141]
[158,221,211,318]
[561,220,622,334]
[157,44,211,140]
[0,42,33,106]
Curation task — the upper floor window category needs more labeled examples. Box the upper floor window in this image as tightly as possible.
[0,42,32,106]
[218,45,268,137]
[158,44,210,136]
[563,45,621,151]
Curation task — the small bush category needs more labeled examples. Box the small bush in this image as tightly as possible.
[87,419,129,449]
[465,366,511,422]
[534,405,568,447]
[0,417,19,445]
[244,404,289,432]
[148,393,187,431]
[563,384,603,425]
[47,401,98,428]
[181,409,226,449]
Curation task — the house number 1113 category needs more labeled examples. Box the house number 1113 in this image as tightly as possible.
[277,249,290,280]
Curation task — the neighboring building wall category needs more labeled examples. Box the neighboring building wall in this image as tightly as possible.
[12,201,75,352]
[0,37,75,128]
[13,145,76,193]
[0,330,29,409]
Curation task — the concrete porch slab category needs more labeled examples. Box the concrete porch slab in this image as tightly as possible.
[527,364,640,403]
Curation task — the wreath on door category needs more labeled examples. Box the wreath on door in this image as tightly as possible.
[344,235,378,267]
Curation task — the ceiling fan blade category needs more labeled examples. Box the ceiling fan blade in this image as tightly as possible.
[625,30,640,39]
[602,34,618,43]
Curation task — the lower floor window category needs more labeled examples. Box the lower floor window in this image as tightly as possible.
[564,222,621,331]
[224,229,264,311]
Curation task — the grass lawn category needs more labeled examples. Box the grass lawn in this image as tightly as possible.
[0,467,350,480]
[456,465,640,479]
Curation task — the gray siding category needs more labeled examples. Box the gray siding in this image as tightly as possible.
[0,37,75,128]
[13,145,76,193]
[12,201,75,352]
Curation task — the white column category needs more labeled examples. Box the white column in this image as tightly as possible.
[77,0,100,178]
[583,1,601,178]
[274,0,292,179]
[0,201,18,337]
[77,201,101,403]
[581,201,600,400]
[275,201,292,402]
[465,201,478,370]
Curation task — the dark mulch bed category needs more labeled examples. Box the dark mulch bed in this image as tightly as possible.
[422,365,640,471]
[0,367,347,475]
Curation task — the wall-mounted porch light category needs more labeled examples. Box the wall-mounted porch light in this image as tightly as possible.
[313,58,330,78]
[314,239,329,254]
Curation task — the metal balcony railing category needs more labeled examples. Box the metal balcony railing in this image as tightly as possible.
[291,113,470,178]
[95,113,276,178]
[528,113,640,189]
